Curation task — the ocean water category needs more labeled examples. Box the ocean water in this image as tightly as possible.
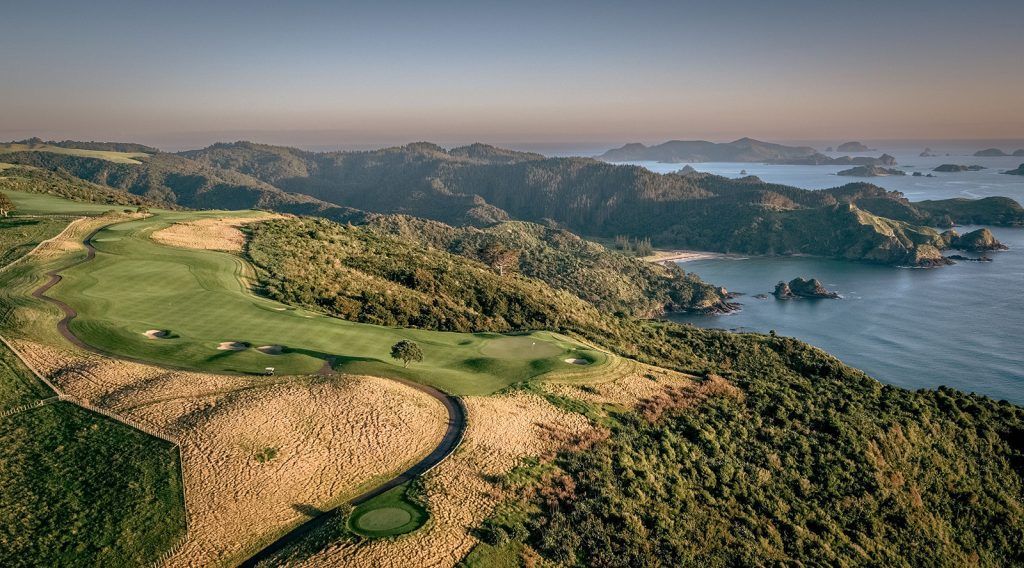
[618,145,1024,403]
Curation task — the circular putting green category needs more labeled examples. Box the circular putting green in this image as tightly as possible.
[348,484,427,538]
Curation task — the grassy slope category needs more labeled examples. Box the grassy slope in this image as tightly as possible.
[46,209,605,395]
[0,143,147,164]
[0,213,186,566]
[0,401,186,566]
[4,189,128,216]
[0,216,68,271]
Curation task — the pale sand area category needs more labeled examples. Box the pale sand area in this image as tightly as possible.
[150,215,283,252]
[644,249,726,264]
[11,339,448,568]
[217,341,248,351]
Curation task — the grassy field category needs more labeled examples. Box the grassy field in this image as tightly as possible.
[0,143,148,164]
[44,209,606,395]
[0,341,54,411]
[0,216,69,270]
[0,402,186,566]
[348,482,428,538]
[4,189,132,216]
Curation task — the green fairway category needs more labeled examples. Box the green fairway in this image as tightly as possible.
[45,210,606,395]
[4,189,131,216]
[348,482,427,538]
[0,143,148,164]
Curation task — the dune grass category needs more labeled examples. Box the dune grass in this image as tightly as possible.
[0,143,148,164]
[42,209,605,395]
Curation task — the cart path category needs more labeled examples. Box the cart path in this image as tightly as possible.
[27,219,467,567]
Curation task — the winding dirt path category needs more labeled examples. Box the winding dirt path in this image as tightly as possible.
[27,217,468,566]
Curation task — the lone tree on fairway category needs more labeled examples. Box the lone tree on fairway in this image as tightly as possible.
[390,340,423,368]
[480,242,520,277]
[0,191,14,217]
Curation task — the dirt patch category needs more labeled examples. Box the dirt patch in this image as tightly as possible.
[10,339,448,568]
[151,216,281,252]
[217,341,248,351]
[257,345,284,355]
[143,329,169,340]
[292,391,597,567]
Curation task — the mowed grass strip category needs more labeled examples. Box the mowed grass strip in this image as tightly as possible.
[48,210,606,395]
[0,402,186,566]
[3,189,133,216]
[0,143,148,164]
[348,482,428,538]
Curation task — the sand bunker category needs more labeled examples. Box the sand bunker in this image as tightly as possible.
[151,215,281,252]
[256,345,283,355]
[564,358,590,365]
[217,342,248,351]
[144,329,170,340]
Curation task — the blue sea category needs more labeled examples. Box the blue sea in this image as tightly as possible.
[618,145,1024,403]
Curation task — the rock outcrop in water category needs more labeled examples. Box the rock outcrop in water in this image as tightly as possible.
[773,277,840,299]
[942,228,1007,252]
[838,165,905,177]
[1003,163,1024,176]
[920,148,937,157]
[836,141,873,152]
[934,164,985,172]
[974,148,1008,157]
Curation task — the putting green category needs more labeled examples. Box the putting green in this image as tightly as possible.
[43,209,607,395]
[348,483,427,538]
[355,507,412,531]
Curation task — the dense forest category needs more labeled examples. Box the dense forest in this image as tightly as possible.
[476,329,1024,566]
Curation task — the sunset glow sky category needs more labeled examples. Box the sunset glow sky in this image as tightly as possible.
[2,0,1022,149]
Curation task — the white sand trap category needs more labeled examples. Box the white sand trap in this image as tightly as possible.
[217,341,249,351]
[144,329,169,339]
[257,345,284,355]
[564,358,590,365]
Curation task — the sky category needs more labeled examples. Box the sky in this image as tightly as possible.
[1,0,1022,150]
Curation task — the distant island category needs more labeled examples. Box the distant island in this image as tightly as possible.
[974,148,1009,157]
[1016,149,1024,156]
[836,141,873,152]
[838,165,905,177]
[771,153,897,166]
[920,148,937,157]
[773,277,840,299]
[933,164,985,172]
[597,138,817,163]
[1004,163,1024,176]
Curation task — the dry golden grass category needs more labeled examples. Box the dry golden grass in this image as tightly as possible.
[151,216,281,252]
[295,391,597,568]
[11,340,448,567]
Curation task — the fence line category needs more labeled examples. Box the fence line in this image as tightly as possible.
[0,333,191,566]
[0,216,86,274]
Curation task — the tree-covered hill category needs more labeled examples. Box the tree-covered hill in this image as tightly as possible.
[7,139,1024,265]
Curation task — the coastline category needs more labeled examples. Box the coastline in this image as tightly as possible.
[644,249,728,264]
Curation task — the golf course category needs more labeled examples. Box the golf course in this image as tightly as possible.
[9,190,607,396]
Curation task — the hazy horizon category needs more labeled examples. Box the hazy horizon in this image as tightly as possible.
[3,0,1022,147]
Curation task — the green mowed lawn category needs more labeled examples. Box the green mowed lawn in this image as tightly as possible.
[348,482,427,538]
[4,189,135,216]
[50,211,605,395]
[0,402,186,566]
